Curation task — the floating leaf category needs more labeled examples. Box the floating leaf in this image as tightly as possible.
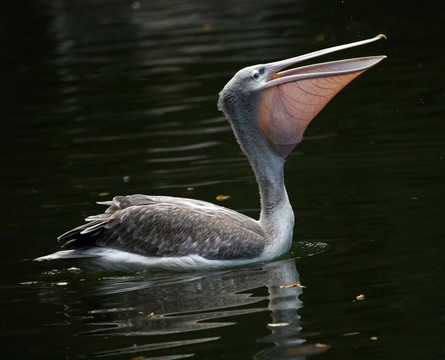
[342,332,360,336]
[280,282,301,288]
[216,195,230,201]
[268,322,290,327]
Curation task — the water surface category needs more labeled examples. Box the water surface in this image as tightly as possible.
[1,0,444,359]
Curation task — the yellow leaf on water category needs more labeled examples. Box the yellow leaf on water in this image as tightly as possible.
[202,23,212,31]
[356,294,365,301]
[280,282,301,288]
[216,195,230,201]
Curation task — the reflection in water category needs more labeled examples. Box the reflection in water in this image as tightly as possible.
[36,259,328,358]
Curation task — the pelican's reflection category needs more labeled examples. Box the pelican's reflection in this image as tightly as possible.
[70,259,328,358]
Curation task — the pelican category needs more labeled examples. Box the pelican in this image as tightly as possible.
[35,35,386,271]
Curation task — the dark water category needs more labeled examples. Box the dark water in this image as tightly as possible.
[1,0,444,359]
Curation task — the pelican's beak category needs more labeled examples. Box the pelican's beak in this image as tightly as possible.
[259,34,387,158]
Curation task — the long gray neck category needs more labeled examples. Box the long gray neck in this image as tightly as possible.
[218,77,294,254]
[233,114,294,254]
[248,138,288,221]
[220,94,290,222]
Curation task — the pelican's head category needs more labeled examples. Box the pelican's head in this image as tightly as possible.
[218,35,386,159]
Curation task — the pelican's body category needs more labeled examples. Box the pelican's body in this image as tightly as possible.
[35,35,386,271]
[41,193,293,272]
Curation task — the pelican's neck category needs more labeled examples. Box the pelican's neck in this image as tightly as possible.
[244,128,295,256]
[248,141,288,218]
[218,84,294,254]
[224,106,294,245]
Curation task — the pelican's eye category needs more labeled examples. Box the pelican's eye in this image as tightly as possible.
[251,68,265,82]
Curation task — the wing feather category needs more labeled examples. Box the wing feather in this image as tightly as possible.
[59,195,265,260]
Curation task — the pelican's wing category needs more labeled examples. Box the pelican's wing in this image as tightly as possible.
[57,195,265,260]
